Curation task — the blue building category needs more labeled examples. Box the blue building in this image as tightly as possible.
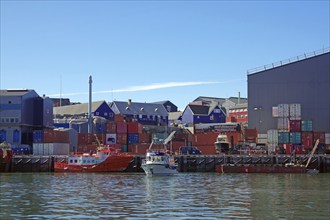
[110,100,168,126]
[0,89,53,147]
[181,102,226,125]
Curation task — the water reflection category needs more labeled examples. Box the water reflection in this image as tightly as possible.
[0,173,329,219]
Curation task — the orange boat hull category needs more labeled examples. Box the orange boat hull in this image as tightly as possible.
[54,154,133,172]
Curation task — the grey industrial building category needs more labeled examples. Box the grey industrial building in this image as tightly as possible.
[247,49,330,134]
[0,89,53,147]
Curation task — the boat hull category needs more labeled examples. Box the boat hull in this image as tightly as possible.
[54,154,133,172]
[216,164,307,174]
[141,163,178,176]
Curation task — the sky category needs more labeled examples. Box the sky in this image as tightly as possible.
[1,1,329,110]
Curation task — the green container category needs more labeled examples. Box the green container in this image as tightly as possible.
[121,144,128,152]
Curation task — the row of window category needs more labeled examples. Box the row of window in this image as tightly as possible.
[0,118,20,123]
[229,108,248,113]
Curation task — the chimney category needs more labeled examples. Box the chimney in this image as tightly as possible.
[88,75,93,134]
[238,92,240,104]
[128,99,132,105]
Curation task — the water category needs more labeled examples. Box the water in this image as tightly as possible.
[0,173,329,219]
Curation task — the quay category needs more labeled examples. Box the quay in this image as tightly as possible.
[4,154,330,173]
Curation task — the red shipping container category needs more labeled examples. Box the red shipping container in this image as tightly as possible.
[114,114,124,122]
[128,143,150,155]
[174,133,188,141]
[197,145,217,154]
[313,132,325,144]
[139,133,151,143]
[244,128,258,139]
[116,133,127,144]
[289,120,301,132]
[226,132,243,146]
[284,144,292,154]
[302,132,313,149]
[193,132,219,146]
[105,122,116,133]
[127,122,143,134]
[116,122,128,134]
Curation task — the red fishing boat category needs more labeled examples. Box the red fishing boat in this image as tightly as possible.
[54,146,133,172]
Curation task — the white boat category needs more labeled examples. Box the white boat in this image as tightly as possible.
[141,131,178,176]
[141,151,178,176]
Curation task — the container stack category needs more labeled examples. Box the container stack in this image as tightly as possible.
[268,103,328,154]
[32,129,70,155]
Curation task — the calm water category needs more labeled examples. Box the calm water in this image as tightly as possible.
[0,172,329,219]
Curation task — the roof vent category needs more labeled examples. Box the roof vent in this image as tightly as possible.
[125,106,130,111]
[155,108,158,112]
[140,107,144,111]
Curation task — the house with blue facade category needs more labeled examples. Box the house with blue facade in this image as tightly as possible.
[110,100,168,126]
[181,102,226,125]
[152,100,178,112]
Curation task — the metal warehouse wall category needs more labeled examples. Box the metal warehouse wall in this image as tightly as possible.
[248,52,330,134]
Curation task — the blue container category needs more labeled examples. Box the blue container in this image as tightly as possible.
[128,134,139,144]
[301,120,313,131]
[33,130,44,143]
[290,132,301,144]
[278,132,290,144]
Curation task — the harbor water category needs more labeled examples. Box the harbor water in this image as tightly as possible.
[0,173,329,219]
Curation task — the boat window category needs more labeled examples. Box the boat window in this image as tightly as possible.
[92,160,95,163]
[83,160,86,163]
[161,157,164,161]
[74,159,77,163]
[69,159,73,163]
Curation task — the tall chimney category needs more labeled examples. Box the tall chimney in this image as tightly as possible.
[88,75,93,133]
[238,91,240,104]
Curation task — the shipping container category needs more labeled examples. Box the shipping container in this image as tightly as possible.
[152,133,168,143]
[278,104,289,117]
[289,103,301,119]
[278,132,290,144]
[45,143,70,155]
[290,132,301,144]
[106,133,116,145]
[33,130,44,143]
[289,120,301,132]
[294,145,306,155]
[105,122,116,133]
[128,143,150,155]
[197,145,216,154]
[127,122,143,134]
[121,144,128,152]
[245,128,258,142]
[267,130,278,144]
[139,133,151,143]
[283,144,292,154]
[272,106,279,117]
[326,133,330,145]
[301,120,313,131]
[278,117,289,131]
[313,132,326,144]
[116,122,128,134]
[302,132,313,149]
[193,132,219,146]
[116,133,127,144]
[44,129,70,143]
[128,133,139,144]
[114,114,124,122]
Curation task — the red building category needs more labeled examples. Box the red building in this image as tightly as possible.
[227,103,248,124]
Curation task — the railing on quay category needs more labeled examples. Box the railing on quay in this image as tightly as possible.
[247,47,330,75]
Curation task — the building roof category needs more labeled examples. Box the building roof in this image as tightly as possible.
[229,102,248,109]
[53,100,106,115]
[188,105,210,115]
[0,89,34,97]
[227,97,248,105]
[193,96,226,105]
[168,111,182,120]
[111,101,168,116]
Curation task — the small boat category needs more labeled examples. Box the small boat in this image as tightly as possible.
[141,150,178,176]
[141,131,178,176]
[54,145,133,172]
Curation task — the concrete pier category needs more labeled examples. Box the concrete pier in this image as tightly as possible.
[4,154,330,173]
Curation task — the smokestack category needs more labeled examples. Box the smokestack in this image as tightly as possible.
[238,92,240,104]
[128,99,132,105]
[88,75,93,133]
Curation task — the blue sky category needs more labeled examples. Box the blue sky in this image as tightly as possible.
[1,1,329,110]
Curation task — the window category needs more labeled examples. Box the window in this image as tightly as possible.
[74,160,77,163]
